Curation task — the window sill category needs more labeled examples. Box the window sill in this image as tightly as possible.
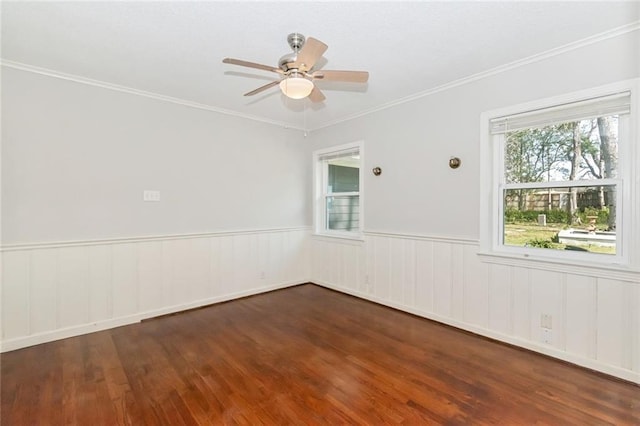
[477,250,640,282]
[312,232,365,244]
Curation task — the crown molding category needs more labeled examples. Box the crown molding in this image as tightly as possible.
[0,60,305,131]
[310,21,640,132]
[2,21,638,134]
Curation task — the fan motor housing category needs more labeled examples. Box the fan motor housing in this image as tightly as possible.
[278,53,298,71]
[279,33,306,71]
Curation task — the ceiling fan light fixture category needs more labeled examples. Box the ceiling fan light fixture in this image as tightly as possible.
[223,33,368,103]
[279,76,314,99]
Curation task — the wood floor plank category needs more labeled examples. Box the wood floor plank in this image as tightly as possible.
[2,284,639,425]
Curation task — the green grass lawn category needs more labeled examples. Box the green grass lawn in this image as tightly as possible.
[504,222,615,255]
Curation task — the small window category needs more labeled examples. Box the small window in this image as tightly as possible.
[484,88,633,262]
[313,142,363,236]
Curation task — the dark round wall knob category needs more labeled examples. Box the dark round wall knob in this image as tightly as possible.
[449,157,461,169]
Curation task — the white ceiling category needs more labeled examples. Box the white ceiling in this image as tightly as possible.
[2,1,638,130]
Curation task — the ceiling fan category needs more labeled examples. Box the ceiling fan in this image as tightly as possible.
[222,33,369,102]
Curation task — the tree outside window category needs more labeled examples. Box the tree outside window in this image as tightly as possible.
[492,92,630,257]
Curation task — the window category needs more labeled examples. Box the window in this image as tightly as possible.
[481,81,638,265]
[313,142,363,236]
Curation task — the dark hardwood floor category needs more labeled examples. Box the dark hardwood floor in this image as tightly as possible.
[2,284,639,425]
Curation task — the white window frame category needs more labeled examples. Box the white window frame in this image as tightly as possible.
[313,141,364,239]
[479,79,640,272]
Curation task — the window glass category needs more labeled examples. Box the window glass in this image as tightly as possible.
[326,195,360,231]
[505,117,619,184]
[314,144,362,236]
[328,163,359,193]
[501,114,621,255]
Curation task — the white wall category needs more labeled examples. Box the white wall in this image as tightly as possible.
[1,67,312,350]
[2,67,309,244]
[308,30,640,383]
[307,30,639,239]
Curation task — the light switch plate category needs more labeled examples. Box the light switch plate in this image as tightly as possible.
[143,190,160,202]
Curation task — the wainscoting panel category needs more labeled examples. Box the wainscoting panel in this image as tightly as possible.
[138,240,165,312]
[88,245,112,323]
[1,228,310,352]
[564,274,597,359]
[402,239,417,307]
[596,278,629,368]
[529,269,563,348]
[58,246,91,329]
[372,235,391,301]
[415,239,435,312]
[3,251,30,340]
[433,241,453,318]
[111,242,139,318]
[511,267,532,341]
[461,243,489,328]
[487,263,511,335]
[30,248,58,334]
[450,243,465,322]
[388,237,404,305]
[311,232,640,383]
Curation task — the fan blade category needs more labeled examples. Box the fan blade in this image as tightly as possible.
[308,87,326,103]
[292,37,328,72]
[312,70,369,83]
[223,58,282,74]
[244,80,280,96]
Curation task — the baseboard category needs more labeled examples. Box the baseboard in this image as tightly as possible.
[0,280,305,353]
[312,280,640,385]
[137,279,306,321]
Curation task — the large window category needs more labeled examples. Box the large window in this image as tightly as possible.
[481,82,637,264]
[313,142,363,236]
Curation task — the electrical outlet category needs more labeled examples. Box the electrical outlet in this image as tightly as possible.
[541,314,553,329]
[260,271,266,279]
[541,328,553,344]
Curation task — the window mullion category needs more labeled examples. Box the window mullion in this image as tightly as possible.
[327,191,360,196]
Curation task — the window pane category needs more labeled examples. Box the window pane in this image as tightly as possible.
[504,115,619,184]
[326,195,359,231]
[503,185,616,255]
[327,160,359,193]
